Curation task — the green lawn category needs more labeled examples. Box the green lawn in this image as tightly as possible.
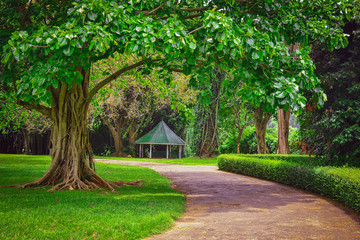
[95,156,218,166]
[0,154,185,240]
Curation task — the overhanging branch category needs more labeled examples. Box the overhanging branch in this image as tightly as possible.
[16,100,52,118]
[87,59,146,104]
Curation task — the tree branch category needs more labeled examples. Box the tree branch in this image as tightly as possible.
[188,26,205,35]
[87,59,146,104]
[16,100,52,119]
[180,7,209,12]
[136,1,168,16]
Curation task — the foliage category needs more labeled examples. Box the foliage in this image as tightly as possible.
[298,20,360,163]
[2,0,356,113]
[219,117,303,154]
[0,154,185,239]
[218,154,360,212]
[0,99,50,135]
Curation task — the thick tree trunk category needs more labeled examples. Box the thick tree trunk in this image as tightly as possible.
[21,70,128,191]
[276,108,291,154]
[254,106,270,154]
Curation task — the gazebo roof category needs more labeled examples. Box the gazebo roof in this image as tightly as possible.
[135,120,186,145]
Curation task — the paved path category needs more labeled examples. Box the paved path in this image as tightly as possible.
[97,159,360,240]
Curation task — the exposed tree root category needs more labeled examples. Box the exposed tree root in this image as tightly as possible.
[12,178,143,192]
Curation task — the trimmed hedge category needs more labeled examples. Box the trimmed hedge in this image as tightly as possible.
[218,154,360,212]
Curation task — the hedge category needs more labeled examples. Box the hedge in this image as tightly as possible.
[218,154,360,212]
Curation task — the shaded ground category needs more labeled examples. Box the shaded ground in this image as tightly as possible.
[96,159,360,240]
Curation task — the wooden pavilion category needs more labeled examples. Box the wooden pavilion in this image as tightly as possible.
[135,120,186,158]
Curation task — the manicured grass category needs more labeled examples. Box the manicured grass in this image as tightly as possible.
[0,154,185,240]
[96,156,218,166]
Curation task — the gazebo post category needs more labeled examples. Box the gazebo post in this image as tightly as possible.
[149,144,152,158]
[166,145,169,159]
[179,145,182,159]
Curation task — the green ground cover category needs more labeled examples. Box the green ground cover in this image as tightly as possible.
[218,154,360,212]
[0,154,185,240]
[96,156,218,166]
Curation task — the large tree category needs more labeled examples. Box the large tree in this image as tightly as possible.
[1,0,356,190]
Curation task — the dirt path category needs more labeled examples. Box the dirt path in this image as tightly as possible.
[96,159,360,239]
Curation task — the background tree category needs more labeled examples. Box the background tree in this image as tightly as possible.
[298,20,360,164]
[0,98,51,155]
[189,70,224,157]
[91,54,171,157]
[219,79,253,154]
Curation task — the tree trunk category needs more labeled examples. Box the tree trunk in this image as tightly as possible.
[128,121,137,155]
[254,106,271,154]
[24,130,31,155]
[100,115,127,157]
[276,108,291,154]
[196,70,223,157]
[22,70,126,191]
[236,127,245,154]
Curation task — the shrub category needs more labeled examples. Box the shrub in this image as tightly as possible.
[218,154,360,212]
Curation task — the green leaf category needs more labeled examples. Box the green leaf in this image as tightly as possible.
[88,12,97,21]
[63,45,72,56]
[251,52,259,60]
[46,38,52,44]
[52,79,59,88]
[189,42,196,50]
[246,38,254,46]
[276,91,285,98]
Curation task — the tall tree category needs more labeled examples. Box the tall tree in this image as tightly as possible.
[298,20,360,163]
[1,0,356,190]
[192,70,224,157]
[276,43,300,154]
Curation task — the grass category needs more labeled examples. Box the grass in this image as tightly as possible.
[0,154,185,240]
[95,156,218,166]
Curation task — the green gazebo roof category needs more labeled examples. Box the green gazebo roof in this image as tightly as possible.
[135,120,186,145]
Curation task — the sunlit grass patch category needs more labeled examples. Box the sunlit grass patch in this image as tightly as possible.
[0,154,185,240]
[96,155,218,166]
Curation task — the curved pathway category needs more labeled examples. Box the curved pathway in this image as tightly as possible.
[97,159,360,239]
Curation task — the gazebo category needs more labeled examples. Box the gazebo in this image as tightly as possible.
[135,120,186,159]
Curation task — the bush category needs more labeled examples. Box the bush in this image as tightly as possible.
[218,154,360,212]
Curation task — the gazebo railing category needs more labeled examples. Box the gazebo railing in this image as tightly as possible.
[152,151,179,159]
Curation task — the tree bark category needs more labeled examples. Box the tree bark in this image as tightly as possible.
[21,69,127,191]
[196,70,223,157]
[276,108,291,154]
[100,114,127,157]
[236,127,246,154]
[234,109,248,154]
[128,121,137,155]
[254,106,271,154]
